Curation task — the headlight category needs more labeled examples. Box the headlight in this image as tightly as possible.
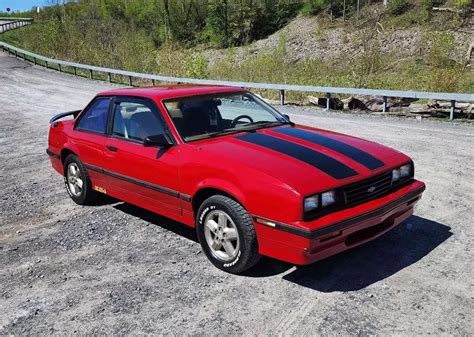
[304,190,337,214]
[392,163,413,183]
[400,164,411,177]
[304,195,319,212]
[321,190,336,207]
[392,168,400,182]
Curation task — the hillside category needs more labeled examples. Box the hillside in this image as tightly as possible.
[1,0,473,98]
[205,11,473,65]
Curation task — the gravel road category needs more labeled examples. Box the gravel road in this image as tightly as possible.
[1,52,473,335]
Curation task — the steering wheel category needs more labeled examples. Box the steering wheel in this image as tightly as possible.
[230,115,254,128]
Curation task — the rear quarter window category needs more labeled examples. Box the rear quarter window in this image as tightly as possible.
[76,97,111,134]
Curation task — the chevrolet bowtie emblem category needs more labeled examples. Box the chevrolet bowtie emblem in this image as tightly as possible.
[367,186,376,193]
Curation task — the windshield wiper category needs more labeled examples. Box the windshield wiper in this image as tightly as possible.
[235,120,293,130]
[185,129,244,141]
[185,121,293,142]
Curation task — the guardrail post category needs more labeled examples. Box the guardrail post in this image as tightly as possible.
[73,67,77,76]
[129,76,133,86]
[326,93,331,111]
[152,79,156,86]
[33,57,36,65]
[58,64,62,72]
[45,61,48,69]
[382,96,388,113]
[279,89,285,106]
[450,100,455,120]
[89,69,93,79]
[107,72,111,83]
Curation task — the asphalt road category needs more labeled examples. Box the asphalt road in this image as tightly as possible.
[1,52,473,334]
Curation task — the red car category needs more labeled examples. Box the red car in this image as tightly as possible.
[47,85,425,273]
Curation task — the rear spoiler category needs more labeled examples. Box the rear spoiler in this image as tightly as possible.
[49,110,82,124]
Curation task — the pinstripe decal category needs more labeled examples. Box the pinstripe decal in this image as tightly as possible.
[82,163,191,201]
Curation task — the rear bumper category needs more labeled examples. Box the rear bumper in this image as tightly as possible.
[254,180,425,265]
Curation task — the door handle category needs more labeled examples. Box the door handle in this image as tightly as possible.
[106,146,118,152]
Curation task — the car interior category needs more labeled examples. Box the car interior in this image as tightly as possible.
[165,97,264,140]
[77,92,281,144]
[167,99,226,138]
[112,103,164,142]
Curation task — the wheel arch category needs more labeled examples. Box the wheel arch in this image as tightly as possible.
[60,147,79,174]
[192,185,247,216]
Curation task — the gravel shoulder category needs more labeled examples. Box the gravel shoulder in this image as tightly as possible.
[0,53,473,335]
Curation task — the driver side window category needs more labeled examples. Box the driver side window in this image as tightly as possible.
[112,101,164,142]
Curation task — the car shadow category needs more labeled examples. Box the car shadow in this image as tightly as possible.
[109,204,452,291]
[88,195,121,206]
[278,215,451,292]
[113,202,198,242]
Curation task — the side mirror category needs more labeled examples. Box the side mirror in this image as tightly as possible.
[143,134,173,148]
[283,114,291,121]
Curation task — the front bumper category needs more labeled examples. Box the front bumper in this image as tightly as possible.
[254,179,425,265]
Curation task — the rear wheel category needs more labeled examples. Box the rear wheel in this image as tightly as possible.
[63,154,99,205]
[196,195,261,273]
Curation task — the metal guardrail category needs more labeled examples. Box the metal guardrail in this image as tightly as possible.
[0,41,473,119]
[0,18,33,33]
[0,17,33,20]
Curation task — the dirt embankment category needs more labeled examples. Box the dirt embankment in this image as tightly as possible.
[204,15,473,66]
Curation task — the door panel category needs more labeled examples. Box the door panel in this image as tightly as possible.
[103,97,181,215]
[103,138,181,215]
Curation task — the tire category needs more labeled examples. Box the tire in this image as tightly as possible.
[63,154,99,205]
[196,195,261,273]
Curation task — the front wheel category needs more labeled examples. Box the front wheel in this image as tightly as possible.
[196,195,261,273]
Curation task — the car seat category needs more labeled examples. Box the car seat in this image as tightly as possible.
[181,106,210,138]
[129,112,164,141]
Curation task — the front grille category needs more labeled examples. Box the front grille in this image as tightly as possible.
[343,171,393,207]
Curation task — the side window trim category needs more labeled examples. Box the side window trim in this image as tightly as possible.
[74,96,113,135]
[109,96,176,145]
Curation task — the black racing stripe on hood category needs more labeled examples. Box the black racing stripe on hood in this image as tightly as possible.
[236,133,358,179]
[275,128,384,170]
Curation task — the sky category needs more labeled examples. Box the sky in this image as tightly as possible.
[0,0,49,12]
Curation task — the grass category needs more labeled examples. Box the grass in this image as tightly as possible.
[1,20,472,104]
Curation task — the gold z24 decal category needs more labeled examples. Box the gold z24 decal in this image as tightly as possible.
[93,186,107,194]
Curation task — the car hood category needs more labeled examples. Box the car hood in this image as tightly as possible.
[192,125,411,196]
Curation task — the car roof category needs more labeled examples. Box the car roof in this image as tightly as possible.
[97,85,246,100]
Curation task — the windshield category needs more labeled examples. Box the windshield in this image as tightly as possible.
[163,92,290,142]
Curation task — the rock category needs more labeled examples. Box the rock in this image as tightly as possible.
[346,97,368,110]
[388,97,418,107]
[308,95,343,110]
[308,95,319,106]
